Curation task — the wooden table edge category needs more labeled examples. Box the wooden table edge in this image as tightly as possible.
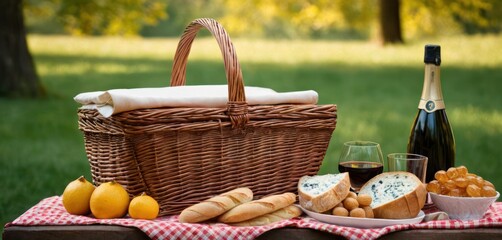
[3,224,502,240]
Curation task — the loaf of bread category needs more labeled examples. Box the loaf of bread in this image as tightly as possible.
[232,205,302,226]
[359,172,427,219]
[178,187,253,223]
[217,192,296,223]
[298,173,351,213]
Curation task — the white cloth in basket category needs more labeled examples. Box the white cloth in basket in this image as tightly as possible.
[74,85,318,117]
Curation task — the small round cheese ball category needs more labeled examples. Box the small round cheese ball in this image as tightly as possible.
[426,180,442,194]
[357,194,372,206]
[335,202,344,208]
[466,184,482,197]
[435,170,448,183]
[343,197,359,211]
[482,186,497,197]
[347,192,357,199]
[456,165,468,177]
[362,206,374,218]
[332,207,349,217]
[446,167,459,179]
[349,208,366,218]
[484,180,495,188]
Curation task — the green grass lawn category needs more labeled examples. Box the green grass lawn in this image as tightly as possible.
[1,34,502,231]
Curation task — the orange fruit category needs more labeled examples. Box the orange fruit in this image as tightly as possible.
[128,192,160,220]
[90,181,130,219]
[62,176,95,215]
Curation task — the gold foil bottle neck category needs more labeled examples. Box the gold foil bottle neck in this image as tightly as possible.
[418,64,445,112]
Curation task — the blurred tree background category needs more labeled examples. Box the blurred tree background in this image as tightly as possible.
[8,0,498,98]
[3,0,499,98]
[25,0,502,40]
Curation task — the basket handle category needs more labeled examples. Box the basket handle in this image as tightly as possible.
[170,18,248,128]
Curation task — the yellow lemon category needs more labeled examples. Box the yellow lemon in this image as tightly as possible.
[90,181,130,219]
[128,192,160,220]
[62,176,95,215]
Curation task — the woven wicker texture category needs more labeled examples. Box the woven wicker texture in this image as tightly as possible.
[78,18,337,216]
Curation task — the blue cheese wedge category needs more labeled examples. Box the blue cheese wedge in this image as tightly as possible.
[359,172,427,219]
[298,173,350,213]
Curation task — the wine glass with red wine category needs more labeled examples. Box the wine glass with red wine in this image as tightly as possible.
[338,141,384,193]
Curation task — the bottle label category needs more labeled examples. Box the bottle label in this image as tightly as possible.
[419,99,445,112]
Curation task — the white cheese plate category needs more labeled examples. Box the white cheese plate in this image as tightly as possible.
[298,205,425,229]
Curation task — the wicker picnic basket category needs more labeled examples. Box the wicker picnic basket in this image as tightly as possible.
[77,18,337,216]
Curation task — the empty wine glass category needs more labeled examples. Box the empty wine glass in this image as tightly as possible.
[338,141,384,192]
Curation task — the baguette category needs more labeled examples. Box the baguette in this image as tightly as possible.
[232,205,302,226]
[218,192,296,223]
[178,187,253,223]
[298,173,351,213]
[359,172,427,219]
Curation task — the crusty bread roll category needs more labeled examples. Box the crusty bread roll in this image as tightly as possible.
[178,187,253,223]
[297,173,351,213]
[217,192,296,223]
[231,205,302,226]
[359,172,427,219]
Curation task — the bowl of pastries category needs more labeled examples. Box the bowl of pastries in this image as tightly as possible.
[427,166,499,220]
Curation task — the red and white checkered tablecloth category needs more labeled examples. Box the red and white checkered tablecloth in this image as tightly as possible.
[5,196,502,240]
